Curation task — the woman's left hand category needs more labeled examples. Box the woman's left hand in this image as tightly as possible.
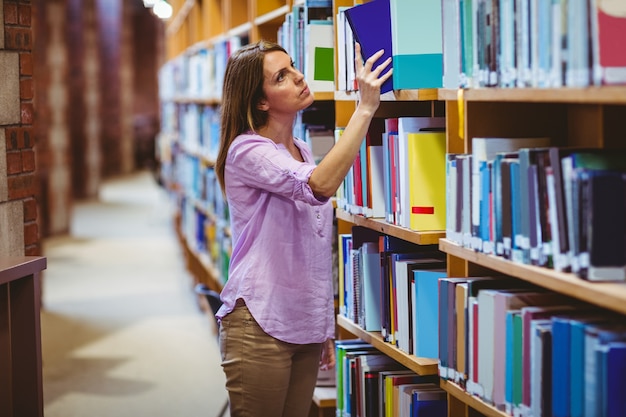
[320,338,336,370]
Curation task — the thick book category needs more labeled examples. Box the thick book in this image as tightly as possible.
[407,131,447,232]
[389,0,444,89]
[397,117,446,229]
[344,0,394,93]
[579,169,626,282]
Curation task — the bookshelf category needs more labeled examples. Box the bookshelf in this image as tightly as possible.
[161,0,626,416]
[0,256,47,417]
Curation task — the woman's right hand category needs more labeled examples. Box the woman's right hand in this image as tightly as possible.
[354,42,393,114]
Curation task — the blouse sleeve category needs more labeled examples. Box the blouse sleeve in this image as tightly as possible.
[226,135,329,206]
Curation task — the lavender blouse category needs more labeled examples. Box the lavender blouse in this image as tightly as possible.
[215,132,335,344]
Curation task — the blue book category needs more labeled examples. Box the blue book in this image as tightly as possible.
[552,315,575,417]
[603,342,626,417]
[584,323,626,417]
[504,309,520,413]
[478,160,491,246]
[411,388,448,417]
[344,0,394,93]
[569,315,611,417]
[414,269,447,358]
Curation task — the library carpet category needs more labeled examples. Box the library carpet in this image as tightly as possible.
[40,170,230,417]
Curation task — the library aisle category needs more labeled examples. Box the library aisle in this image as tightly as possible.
[40,170,229,417]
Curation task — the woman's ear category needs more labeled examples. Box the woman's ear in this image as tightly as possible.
[256,98,269,112]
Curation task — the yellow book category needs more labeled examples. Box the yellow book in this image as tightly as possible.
[407,132,446,231]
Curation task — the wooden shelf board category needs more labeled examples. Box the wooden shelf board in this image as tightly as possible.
[254,5,290,25]
[335,209,444,245]
[439,238,626,315]
[312,91,335,101]
[0,256,47,285]
[336,315,438,375]
[334,89,439,102]
[440,380,509,417]
[440,86,626,104]
[227,22,253,37]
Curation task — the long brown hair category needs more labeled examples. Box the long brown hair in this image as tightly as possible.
[216,40,288,194]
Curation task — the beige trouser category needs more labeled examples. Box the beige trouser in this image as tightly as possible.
[219,302,323,417]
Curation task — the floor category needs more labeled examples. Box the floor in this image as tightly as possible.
[40,170,230,417]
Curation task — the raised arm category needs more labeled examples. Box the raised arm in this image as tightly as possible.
[308,43,393,198]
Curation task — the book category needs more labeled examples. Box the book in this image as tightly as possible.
[470,137,551,253]
[600,341,626,417]
[304,21,335,92]
[569,314,614,417]
[442,0,462,88]
[410,387,448,417]
[413,268,447,359]
[381,372,438,417]
[578,169,626,282]
[397,383,441,417]
[360,241,383,331]
[530,320,552,417]
[396,117,446,229]
[476,287,547,405]
[357,353,404,417]
[389,0,444,89]
[378,370,437,417]
[591,1,626,85]
[406,131,447,232]
[394,257,445,353]
[335,340,375,417]
[344,0,394,93]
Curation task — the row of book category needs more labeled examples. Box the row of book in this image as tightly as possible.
[336,339,446,417]
[158,35,246,101]
[438,276,626,417]
[336,116,447,233]
[336,0,444,94]
[338,225,447,359]
[176,104,220,163]
[335,0,626,92]
[443,0,626,88]
[447,141,626,282]
[277,1,335,93]
[176,155,231,284]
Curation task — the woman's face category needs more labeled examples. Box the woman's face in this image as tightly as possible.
[259,50,315,115]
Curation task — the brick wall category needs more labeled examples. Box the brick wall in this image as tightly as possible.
[0,0,39,256]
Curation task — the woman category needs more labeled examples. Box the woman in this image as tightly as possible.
[215,40,392,417]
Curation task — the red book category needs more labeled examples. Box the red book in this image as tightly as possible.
[595,3,626,84]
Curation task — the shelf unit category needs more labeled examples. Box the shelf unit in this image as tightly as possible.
[0,256,47,417]
[161,1,626,416]
[336,85,626,417]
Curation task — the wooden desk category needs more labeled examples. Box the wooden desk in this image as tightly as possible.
[309,386,336,417]
[0,256,47,417]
